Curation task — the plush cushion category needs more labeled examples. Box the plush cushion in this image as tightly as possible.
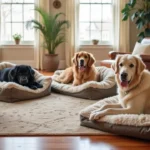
[0,62,52,102]
[80,96,150,140]
[52,67,117,100]
[132,42,150,55]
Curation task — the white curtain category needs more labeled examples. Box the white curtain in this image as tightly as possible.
[34,0,50,70]
[113,0,130,52]
[65,0,80,67]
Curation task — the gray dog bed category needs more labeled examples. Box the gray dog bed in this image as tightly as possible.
[80,96,150,140]
[0,62,52,102]
[52,67,117,100]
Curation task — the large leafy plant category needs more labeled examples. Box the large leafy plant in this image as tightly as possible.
[26,7,69,54]
[122,0,150,42]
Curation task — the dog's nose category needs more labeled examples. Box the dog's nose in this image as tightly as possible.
[80,59,84,66]
[121,72,128,80]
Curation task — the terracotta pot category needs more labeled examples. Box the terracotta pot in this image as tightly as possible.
[15,39,20,45]
[43,54,59,72]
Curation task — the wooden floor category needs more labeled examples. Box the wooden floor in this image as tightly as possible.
[0,71,149,150]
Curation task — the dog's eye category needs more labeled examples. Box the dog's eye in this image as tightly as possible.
[129,64,134,68]
[120,63,123,67]
[84,56,87,59]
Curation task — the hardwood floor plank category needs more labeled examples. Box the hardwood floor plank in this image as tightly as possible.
[0,136,149,150]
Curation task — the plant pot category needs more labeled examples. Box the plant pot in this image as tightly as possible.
[15,39,20,45]
[43,54,59,72]
[92,39,99,45]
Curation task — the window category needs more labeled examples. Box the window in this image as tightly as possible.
[79,0,113,45]
[0,0,35,45]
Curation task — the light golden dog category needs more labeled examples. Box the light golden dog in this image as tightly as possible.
[90,54,150,120]
[54,51,97,86]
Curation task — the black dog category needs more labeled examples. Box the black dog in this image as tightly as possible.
[0,65,43,90]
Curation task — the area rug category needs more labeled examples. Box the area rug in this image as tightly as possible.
[0,93,109,135]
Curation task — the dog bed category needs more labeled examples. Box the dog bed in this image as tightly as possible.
[0,62,52,102]
[52,67,117,100]
[80,96,150,140]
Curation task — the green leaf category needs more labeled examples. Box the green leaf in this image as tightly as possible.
[145,28,150,36]
[122,14,129,21]
[131,12,137,21]
[137,32,145,38]
[130,0,136,8]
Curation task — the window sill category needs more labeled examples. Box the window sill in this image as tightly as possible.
[80,44,113,49]
[0,44,34,49]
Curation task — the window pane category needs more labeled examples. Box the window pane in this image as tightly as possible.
[80,0,89,3]
[91,23,101,40]
[1,23,11,41]
[12,23,23,37]
[1,4,11,22]
[24,24,34,41]
[12,0,23,3]
[102,5,112,22]
[80,23,90,41]
[24,0,34,3]
[80,4,90,22]
[91,0,101,3]
[102,0,112,3]
[102,31,110,41]
[91,4,101,22]
[12,4,22,22]
[102,23,111,30]
[24,4,34,22]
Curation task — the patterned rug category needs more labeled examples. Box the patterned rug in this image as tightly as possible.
[0,93,108,135]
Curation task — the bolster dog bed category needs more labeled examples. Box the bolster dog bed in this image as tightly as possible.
[52,67,117,100]
[80,96,150,140]
[0,62,52,102]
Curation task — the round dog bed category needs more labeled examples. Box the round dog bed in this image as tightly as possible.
[0,62,52,102]
[52,67,117,100]
[80,96,150,140]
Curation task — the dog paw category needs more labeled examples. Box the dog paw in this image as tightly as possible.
[89,111,104,121]
[30,86,38,90]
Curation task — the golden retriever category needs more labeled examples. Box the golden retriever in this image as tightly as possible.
[54,51,97,86]
[90,54,150,120]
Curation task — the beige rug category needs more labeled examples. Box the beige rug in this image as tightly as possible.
[0,93,108,135]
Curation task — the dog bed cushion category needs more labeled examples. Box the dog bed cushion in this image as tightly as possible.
[0,62,52,102]
[80,96,150,140]
[52,67,117,100]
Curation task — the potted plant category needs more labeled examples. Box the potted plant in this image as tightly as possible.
[26,7,69,71]
[122,0,150,42]
[92,39,99,45]
[13,34,22,45]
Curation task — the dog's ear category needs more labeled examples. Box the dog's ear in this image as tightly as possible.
[27,66,35,77]
[9,66,18,81]
[88,53,95,67]
[72,53,78,66]
[111,55,122,74]
[134,55,146,75]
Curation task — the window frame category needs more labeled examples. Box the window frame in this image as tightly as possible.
[79,0,113,46]
[0,0,35,46]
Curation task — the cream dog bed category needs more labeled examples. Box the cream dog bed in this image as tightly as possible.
[0,62,52,102]
[52,67,117,100]
[80,96,150,140]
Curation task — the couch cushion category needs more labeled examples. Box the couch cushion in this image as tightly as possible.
[132,42,150,55]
